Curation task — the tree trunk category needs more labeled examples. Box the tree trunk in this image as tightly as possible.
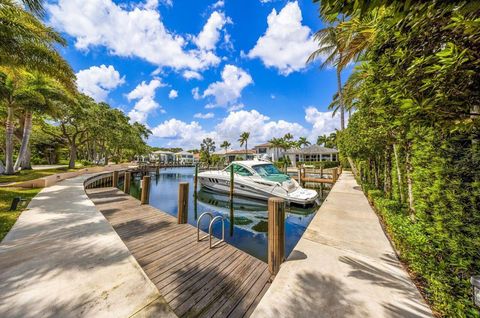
[5,106,15,175]
[384,149,392,197]
[14,111,33,171]
[21,147,32,170]
[405,142,415,217]
[336,67,345,130]
[392,143,404,203]
[69,143,77,169]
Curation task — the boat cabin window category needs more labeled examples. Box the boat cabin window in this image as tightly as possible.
[251,164,290,182]
[228,164,253,176]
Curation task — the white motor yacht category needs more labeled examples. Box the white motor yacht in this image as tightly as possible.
[198,160,318,205]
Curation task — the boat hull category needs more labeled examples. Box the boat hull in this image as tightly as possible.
[198,171,318,205]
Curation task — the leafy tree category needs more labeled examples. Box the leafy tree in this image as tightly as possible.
[200,137,215,166]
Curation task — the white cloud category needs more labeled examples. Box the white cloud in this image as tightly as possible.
[202,64,253,107]
[194,11,229,51]
[182,70,203,80]
[168,89,178,99]
[212,0,224,9]
[150,107,338,149]
[48,0,224,73]
[192,87,201,100]
[304,106,340,140]
[247,1,318,75]
[215,110,307,147]
[127,79,164,124]
[76,65,124,102]
[194,112,215,119]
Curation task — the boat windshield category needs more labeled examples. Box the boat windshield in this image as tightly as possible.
[251,164,290,182]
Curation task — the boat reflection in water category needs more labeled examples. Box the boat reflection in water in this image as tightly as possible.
[122,168,325,262]
[195,187,319,260]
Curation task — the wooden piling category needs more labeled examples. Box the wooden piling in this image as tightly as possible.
[320,166,323,179]
[124,171,131,194]
[178,182,189,224]
[332,168,338,183]
[112,171,119,188]
[140,175,151,205]
[155,165,160,176]
[229,165,234,201]
[268,197,285,276]
[297,168,302,187]
[194,164,199,195]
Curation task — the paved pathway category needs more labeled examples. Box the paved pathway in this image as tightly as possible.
[252,172,432,318]
[0,175,176,318]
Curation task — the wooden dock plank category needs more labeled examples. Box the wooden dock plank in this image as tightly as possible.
[87,187,271,318]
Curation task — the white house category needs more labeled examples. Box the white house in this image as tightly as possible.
[285,145,339,166]
[253,143,284,161]
[150,150,175,163]
[175,151,194,164]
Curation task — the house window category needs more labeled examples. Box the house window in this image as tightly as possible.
[258,147,267,154]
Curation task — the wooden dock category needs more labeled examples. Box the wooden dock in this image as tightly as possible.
[86,187,271,318]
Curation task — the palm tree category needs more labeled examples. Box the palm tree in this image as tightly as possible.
[220,140,231,154]
[297,137,311,148]
[238,132,250,158]
[0,0,75,88]
[307,25,346,130]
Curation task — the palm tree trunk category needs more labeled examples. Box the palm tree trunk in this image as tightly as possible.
[393,143,404,203]
[5,106,15,175]
[336,67,345,130]
[14,111,33,171]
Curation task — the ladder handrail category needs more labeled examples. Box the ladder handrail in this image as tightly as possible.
[197,212,214,242]
[209,216,225,249]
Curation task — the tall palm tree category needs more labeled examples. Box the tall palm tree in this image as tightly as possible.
[238,132,250,158]
[307,24,346,130]
[0,0,75,88]
[220,140,231,154]
[297,137,311,148]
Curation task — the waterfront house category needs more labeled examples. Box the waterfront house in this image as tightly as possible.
[253,142,284,161]
[175,151,194,164]
[214,149,256,163]
[285,144,339,166]
[151,150,175,163]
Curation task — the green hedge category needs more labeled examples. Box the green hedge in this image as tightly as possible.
[365,187,480,317]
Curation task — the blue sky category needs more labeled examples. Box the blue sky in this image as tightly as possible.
[46,0,342,150]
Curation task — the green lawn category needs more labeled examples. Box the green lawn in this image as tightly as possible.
[0,187,41,241]
[0,167,77,184]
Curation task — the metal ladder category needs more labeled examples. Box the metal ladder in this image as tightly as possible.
[197,212,225,248]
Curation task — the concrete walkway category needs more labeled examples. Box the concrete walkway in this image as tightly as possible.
[0,175,176,318]
[252,172,432,318]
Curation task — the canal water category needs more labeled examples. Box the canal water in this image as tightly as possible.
[123,167,328,262]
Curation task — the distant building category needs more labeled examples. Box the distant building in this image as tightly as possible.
[214,149,256,163]
[150,150,174,163]
[175,151,194,164]
[253,143,284,161]
[285,145,339,166]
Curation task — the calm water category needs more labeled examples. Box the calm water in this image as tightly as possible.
[122,167,328,262]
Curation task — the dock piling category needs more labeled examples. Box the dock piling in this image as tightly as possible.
[178,182,189,224]
[333,168,338,183]
[112,171,119,188]
[140,175,151,205]
[229,165,234,201]
[124,171,131,194]
[194,164,198,195]
[268,197,285,276]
